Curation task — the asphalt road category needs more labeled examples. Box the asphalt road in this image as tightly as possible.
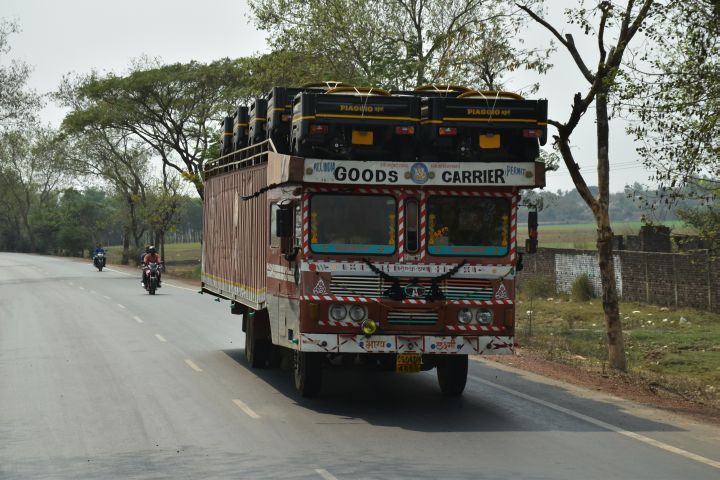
[1,252,719,480]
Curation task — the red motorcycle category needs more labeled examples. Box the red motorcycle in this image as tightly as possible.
[143,262,162,295]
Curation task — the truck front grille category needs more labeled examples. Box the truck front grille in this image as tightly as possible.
[387,309,438,325]
[331,275,494,301]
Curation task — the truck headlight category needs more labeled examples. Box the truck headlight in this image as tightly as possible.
[329,304,347,321]
[476,309,494,325]
[349,305,367,322]
[457,308,473,324]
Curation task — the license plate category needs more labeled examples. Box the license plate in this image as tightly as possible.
[479,133,500,149]
[396,353,422,373]
[352,130,374,145]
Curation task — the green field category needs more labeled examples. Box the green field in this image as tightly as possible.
[517,220,691,249]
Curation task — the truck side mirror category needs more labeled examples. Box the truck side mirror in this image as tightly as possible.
[526,210,538,254]
[276,204,293,238]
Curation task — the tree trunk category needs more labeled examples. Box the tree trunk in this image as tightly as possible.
[596,211,626,371]
[596,91,627,372]
[121,233,130,265]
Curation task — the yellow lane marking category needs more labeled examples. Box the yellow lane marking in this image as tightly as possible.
[232,399,260,419]
[184,359,202,372]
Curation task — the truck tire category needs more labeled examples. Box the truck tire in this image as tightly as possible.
[436,354,468,396]
[294,351,322,397]
[245,315,269,368]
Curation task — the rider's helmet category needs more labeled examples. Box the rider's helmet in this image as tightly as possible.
[148,246,156,254]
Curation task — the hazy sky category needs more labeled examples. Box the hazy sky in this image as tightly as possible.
[2,0,652,192]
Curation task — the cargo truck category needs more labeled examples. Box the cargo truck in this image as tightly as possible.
[203,85,547,397]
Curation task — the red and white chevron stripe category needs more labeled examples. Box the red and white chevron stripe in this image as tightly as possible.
[397,194,405,263]
[446,324,505,332]
[318,320,357,327]
[302,192,310,255]
[448,299,514,306]
[510,191,518,262]
[301,295,513,306]
[424,189,514,197]
[419,193,427,261]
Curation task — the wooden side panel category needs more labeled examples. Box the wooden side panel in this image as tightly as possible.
[202,164,268,309]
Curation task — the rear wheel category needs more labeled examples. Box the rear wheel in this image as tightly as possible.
[245,314,269,368]
[294,351,322,397]
[436,354,468,396]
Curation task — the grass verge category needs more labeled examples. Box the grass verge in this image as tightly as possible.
[516,289,720,408]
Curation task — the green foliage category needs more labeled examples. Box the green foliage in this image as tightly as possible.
[0,19,41,128]
[571,273,594,302]
[248,0,551,90]
[57,58,253,198]
[623,2,720,202]
[520,275,555,298]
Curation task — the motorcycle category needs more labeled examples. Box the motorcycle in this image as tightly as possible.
[93,252,106,272]
[143,262,162,295]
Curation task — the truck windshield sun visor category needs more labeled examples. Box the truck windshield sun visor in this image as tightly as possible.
[310,194,397,255]
[428,196,511,256]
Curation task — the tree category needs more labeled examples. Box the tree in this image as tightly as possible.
[58,58,251,198]
[249,0,551,90]
[623,2,719,205]
[0,128,68,252]
[0,19,41,129]
[63,130,152,263]
[519,1,655,371]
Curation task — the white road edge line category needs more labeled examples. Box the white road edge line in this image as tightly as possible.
[105,267,197,292]
[184,359,202,372]
[232,399,260,419]
[315,468,339,480]
[470,375,720,470]
[133,316,143,324]
[102,295,111,300]
[117,303,126,309]
[154,334,167,343]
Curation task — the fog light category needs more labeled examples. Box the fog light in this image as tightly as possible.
[329,304,347,321]
[361,319,377,336]
[349,305,367,322]
[457,308,473,324]
[476,309,494,325]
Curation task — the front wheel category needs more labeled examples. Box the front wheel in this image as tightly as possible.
[294,351,322,398]
[97,265,103,272]
[149,277,156,295]
[436,354,468,396]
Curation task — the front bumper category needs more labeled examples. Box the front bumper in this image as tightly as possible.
[299,334,513,355]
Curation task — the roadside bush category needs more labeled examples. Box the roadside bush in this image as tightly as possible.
[520,275,555,298]
[571,274,594,301]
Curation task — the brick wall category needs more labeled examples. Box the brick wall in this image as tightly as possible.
[518,248,719,313]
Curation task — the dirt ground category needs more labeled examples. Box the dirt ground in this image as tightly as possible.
[486,349,720,426]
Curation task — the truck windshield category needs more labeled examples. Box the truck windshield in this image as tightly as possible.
[427,196,511,256]
[310,194,396,254]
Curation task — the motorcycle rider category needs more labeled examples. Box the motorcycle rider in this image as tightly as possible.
[93,244,106,266]
[141,245,162,287]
